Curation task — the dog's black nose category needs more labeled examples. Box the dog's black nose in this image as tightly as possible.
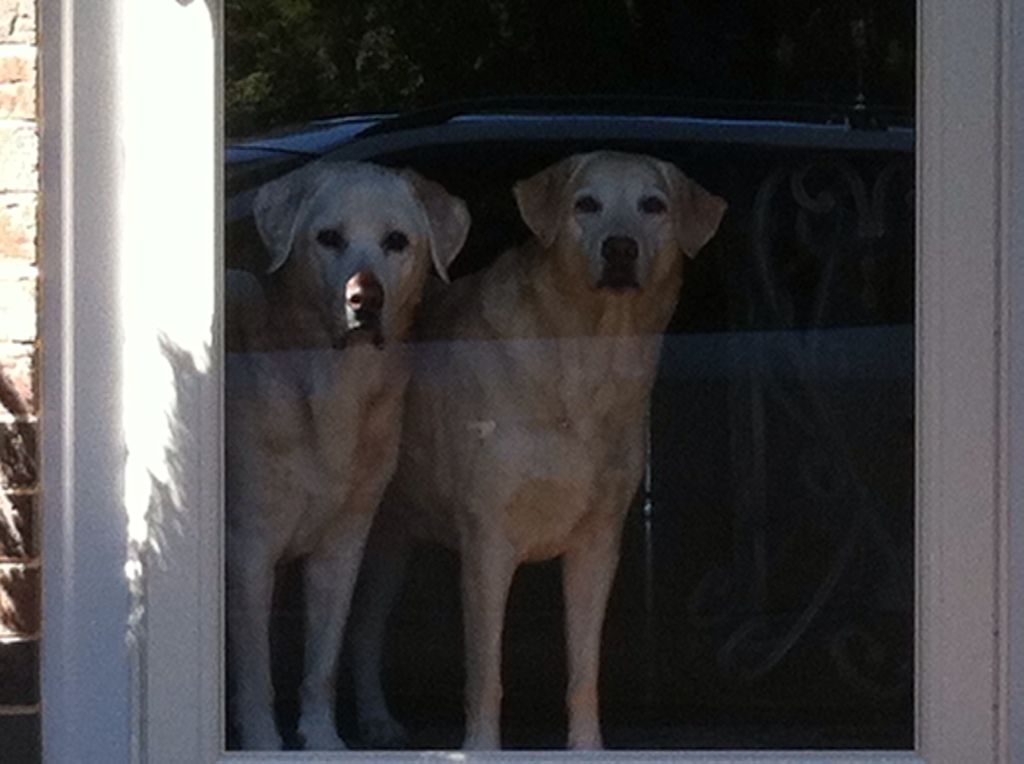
[598,236,641,290]
[346,271,384,318]
[601,236,639,267]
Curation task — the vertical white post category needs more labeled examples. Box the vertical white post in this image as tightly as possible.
[40,1,134,761]
[1001,0,1024,759]
[41,1,223,762]
[120,1,223,762]
[917,0,1013,761]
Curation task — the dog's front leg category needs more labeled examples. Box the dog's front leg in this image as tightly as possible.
[227,536,281,750]
[460,531,517,750]
[298,512,374,750]
[350,512,414,748]
[561,514,626,750]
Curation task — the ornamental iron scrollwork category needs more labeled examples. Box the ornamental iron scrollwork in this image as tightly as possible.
[680,153,914,698]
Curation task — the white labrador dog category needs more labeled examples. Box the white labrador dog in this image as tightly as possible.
[349,151,726,749]
[226,160,470,750]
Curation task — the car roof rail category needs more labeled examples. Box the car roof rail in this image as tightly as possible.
[352,95,912,139]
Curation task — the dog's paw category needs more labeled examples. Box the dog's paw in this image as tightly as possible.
[359,715,410,749]
[232,704,284,751]
[236,724,284,751]
[568,733,604,750]
[298,718,347,751]
[299,729,348,751]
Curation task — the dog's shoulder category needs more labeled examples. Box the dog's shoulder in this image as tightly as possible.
[225,268,269,352]
[421,242,545,341]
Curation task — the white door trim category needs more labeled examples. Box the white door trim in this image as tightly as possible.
[38,0,1024,761]
[39,1,135,761]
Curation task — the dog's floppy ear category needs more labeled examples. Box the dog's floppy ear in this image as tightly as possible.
[253,164,321,274]
[657,160,727,259]
[403,170,471,283]
[513,155,583,248]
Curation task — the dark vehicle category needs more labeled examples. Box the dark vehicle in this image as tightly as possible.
[225,100,915,750]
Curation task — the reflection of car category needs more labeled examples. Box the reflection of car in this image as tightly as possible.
[226,98,912,223]
[225,100,917,750]
[227,99,912,285]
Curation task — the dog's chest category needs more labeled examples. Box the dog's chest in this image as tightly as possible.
[229,346,404,545]
[501,298,661,427]
[409,331,657,558]
[554,333,655,426]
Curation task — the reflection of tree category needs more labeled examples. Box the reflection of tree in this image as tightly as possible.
[225,0,642,136]
[225,0,914,137]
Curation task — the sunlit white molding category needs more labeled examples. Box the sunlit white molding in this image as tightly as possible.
[119,0,223,761]
[40,0,134,761]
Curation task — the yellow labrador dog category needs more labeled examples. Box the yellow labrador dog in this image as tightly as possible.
[226,161,470,750]
[350,151,726,749]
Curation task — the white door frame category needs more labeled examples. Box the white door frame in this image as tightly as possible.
[39,0,1024,762]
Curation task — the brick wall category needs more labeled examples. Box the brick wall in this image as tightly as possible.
[0,0,39,761]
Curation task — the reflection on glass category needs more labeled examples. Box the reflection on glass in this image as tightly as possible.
[225,0,915,751]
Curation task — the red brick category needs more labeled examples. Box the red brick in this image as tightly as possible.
[0,123,36,192]
[0,50,35,121]
[0,420,34,490]
[0,343,33,412]
[0,491,33,559]
[0,51,31,83]
[0,81,33,119]
[0,639,37,703]
[0,264,35,342]
[0,0,35,44]
[0,193,36,261]
[0,563,38,635]
[0,712,40,761]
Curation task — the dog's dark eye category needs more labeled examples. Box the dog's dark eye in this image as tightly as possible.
[574,195,602,214]
[382,230,409,252]
[639,196,667,215]
[316,228,345,249]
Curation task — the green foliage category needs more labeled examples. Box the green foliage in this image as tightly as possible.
[225,0,914,139]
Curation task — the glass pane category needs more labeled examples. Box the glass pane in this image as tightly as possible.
[224,1,914,751]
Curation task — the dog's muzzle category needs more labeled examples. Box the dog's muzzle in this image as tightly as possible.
[340,270,385,348]
[597,235,641,291]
